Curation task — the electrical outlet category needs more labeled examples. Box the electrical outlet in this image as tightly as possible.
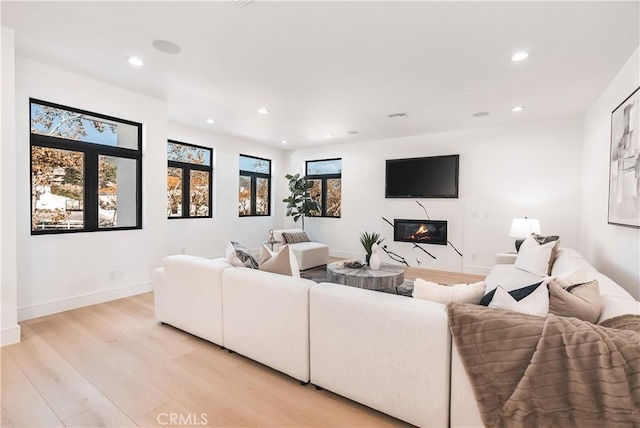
[108,270,115,281]
[471,253,478,261]
[181,248,186,254]
[115,269,124,280]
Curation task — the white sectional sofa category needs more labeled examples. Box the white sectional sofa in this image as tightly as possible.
[153,248,639,427]
[272,228,329,270]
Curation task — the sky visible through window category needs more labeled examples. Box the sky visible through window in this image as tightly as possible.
[30,104,118,146]
[307,159,342,175]
[239,155,270,174]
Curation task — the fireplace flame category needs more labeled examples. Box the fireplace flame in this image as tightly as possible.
[409,224,431,241]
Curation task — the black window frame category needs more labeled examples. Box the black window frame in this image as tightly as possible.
[30,98,143,235]
[239,154,271,217]
[306,157,342,218]
[167,140,213,219]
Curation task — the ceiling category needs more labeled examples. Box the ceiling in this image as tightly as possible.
[2,1,639,149]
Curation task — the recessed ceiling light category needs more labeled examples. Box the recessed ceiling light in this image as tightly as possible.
[324,134,334,138]
[206,118,215,124]
[281,140,288,145]
[472,111,490,117]
[347,130,359,135]
[511,52,529,62]
[126,57,144,67]
[257,108,270,114]
[511,106,524,112]
[152,40,181,55]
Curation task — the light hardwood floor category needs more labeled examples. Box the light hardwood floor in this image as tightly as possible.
[2,267,483,428]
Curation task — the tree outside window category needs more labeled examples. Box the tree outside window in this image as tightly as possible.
[239,154,271,216]
[306,158,342,218]
[167,140,212,218]
[30,99,142,234]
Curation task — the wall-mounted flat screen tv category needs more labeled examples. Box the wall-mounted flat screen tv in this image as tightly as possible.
[385,154,459,198]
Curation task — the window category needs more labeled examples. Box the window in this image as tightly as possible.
[306,158,342,217]
[167,140,213,218]
[239,154,271,216]
[30,99,142,234]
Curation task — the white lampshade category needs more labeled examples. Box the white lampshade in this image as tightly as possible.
[509,217,541,238]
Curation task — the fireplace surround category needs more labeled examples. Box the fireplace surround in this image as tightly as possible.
[393,219,447,245]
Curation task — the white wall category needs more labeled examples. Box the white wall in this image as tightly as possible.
[167,123,286,258]
[581,47,640,299]
[286,117,584,274]
[15,57,169,320]
[1,26,20,345]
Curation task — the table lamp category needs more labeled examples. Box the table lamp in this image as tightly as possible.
[509,217,541,251]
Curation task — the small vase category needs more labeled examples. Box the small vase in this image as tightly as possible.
[369,244,381,270]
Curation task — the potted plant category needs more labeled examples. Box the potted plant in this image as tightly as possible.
[283,173,320,230]
[360,231,385,265]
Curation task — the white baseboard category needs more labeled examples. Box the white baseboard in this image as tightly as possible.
[462,265,492,276]
[1,324,21,346]
[17,281,153,322]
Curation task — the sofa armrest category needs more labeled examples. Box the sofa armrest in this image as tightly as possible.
[160,255,232,346]
[495,252,517,265]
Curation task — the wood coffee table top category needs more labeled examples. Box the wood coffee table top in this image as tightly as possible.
[327,261,405,291]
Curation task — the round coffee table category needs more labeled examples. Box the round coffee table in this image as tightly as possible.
[327,261,404,291]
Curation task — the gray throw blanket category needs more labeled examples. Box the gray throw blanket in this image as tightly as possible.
[447,302,640,428]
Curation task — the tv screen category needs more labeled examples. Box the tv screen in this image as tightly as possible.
[385,155,459,198]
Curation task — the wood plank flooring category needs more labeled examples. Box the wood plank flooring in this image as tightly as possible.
[2,266,483,427]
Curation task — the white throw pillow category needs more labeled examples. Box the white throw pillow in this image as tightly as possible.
[518,235,539,250]
[412,279,486,305]
[489,282,549,316]
[514,240,557,276]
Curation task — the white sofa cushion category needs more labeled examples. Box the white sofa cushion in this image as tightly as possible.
[412,279,486,305]
[598,295,640,323]
[222,268,315,382]
[310,282,450,427]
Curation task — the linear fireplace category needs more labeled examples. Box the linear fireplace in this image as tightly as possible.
[394,219,448,245]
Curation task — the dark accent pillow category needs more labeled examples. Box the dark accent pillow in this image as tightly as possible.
[479,281,544,306]
[231,241,259,269]
[282,231,310,244]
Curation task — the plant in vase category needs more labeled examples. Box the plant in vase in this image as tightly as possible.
[359,231,385,266]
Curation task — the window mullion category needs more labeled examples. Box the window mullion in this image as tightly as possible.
[322,178,328,217]
[251,174,257,215]
[183,166,191,218]
[85,151,98,231]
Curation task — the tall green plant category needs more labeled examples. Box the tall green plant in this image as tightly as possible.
[283,173,320,230]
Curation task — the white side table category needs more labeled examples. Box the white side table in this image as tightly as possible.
[262,240,282,251]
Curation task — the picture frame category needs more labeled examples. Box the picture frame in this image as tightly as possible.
[608,86,640,228]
